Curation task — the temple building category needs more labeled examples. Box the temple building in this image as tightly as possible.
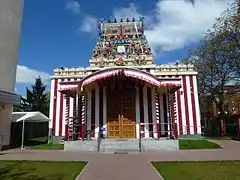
[49,18,201,142]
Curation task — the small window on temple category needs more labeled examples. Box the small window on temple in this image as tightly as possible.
[68,78,71,81]
[74,78,77,81]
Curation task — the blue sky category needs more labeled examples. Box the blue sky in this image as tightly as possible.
[16,0,230,95]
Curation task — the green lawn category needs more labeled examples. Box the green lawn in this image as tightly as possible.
[179,139,221,149]
[25,137,64,150]
[0,161,86,180]
[153,161,240,180]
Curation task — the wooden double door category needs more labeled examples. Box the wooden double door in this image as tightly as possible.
[107,84,136,139]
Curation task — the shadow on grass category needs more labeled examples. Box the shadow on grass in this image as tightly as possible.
[0,166,71,180]
[0,161,86,180]
[24,137,48,146]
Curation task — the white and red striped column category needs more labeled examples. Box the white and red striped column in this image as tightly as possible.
[155,88,160,138]
[64,95,70,141]
[81,93,86,139]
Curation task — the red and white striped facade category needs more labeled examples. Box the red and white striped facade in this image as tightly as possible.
[49,65,201,139]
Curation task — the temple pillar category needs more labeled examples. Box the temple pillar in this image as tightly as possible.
[143,85,149,138]
[135,86,140,138]
[64,95,70,141]
[153,87,158,138]
[95,85,100,138]
[166,92,171,137]
[103,86,107,137]
[86,90,92,133]
[159,93,165,136]
[81,93,86,140]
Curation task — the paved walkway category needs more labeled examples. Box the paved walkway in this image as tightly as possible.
[1,140,240,180]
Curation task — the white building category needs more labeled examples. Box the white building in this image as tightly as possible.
[0,0,24,149]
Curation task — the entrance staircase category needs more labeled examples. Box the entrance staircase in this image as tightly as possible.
[100,139,139,153]
[64,138,179,152]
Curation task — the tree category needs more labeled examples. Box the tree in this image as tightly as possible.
[183,0,240,118]
[13,77,50,116]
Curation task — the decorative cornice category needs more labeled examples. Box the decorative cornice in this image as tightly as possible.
[0,90,20,105]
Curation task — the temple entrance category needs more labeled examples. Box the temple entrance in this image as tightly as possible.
[107,78,136,138]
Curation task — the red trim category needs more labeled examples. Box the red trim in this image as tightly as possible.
[189,75,198,134]
[59,93,63,136]
[177,90,183,135]
[60,78,181,86]
[182,76,190,134]
[52,79,58,136]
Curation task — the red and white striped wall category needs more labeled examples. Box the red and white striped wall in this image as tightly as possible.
[49,74,201,138]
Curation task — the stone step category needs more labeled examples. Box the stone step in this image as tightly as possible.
[141,139,179,151]
[64,140,98,152]
[100,139,139,153]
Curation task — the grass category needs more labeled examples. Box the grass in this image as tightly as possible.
[25,137,64,150]
[153,161,240,180]
[179,139,222,149]
[0,161,86,180]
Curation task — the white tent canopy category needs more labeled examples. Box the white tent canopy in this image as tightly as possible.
[12,111,50,122]
[12,111,50,149]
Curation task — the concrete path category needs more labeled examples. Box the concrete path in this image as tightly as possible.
[1,140,240,180]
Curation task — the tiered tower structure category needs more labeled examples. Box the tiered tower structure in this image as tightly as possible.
[90,17,154,67]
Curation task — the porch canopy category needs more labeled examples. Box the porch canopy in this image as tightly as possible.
[59,67,181,95]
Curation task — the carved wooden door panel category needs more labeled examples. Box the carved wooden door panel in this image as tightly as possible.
[120,94,136,138]
[107,84,136,139]
[107,91,121,138]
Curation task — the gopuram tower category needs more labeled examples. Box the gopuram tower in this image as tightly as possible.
[90,17,154,67]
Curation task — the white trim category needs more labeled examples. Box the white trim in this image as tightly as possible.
[49,79,55,128]
[135,87,140,138]
[180,76,187,134]
[186,75,194,134]
[55,79,61,136]
[62,96,66,136]
[193,75,201,134]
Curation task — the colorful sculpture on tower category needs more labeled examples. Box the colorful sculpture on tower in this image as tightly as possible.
[92,17,153,66]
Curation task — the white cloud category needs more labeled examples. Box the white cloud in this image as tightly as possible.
[16,65,50,84]
[79,16,98,33]
[113,0,229,52]
[66,0,80,14]
[113,3,142,20]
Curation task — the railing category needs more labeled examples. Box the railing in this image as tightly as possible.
[138,122,178,139]
[138,123,203,151]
